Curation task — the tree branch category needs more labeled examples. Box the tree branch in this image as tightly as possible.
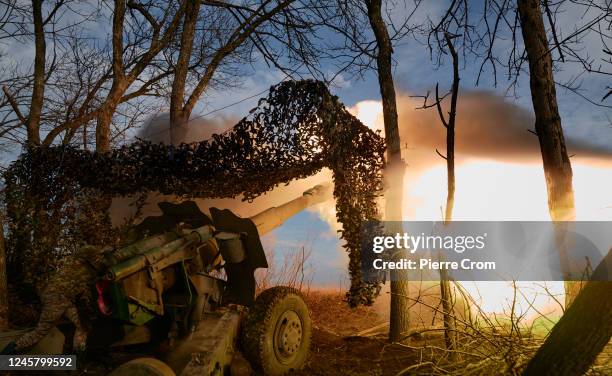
[1,86,26,124]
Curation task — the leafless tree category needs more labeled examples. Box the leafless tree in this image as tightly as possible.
[0,1,187,153]
[414,31,460,355]
[0,0,78,148]
[94,0,186,151]
[427,0,611,105]
[313,0,423,341]
[365,0,412,342]
[416,33,460,224]
[437,33,460,356]
[425,0,611,305]
[421,0,611,368]
[517,0,575,223]
[165,0,330,128]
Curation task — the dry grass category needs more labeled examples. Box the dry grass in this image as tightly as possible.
[255,245,314,293]
[295,284,611,376]
[304,290,386,337]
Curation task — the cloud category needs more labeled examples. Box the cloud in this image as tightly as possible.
[352,91,611,169]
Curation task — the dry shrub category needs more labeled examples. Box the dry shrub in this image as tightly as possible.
[255,245,313,294]
[394,281,611,376]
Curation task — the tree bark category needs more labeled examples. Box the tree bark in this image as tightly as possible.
[96,104,115,152]
[96,0,126,152]
[365,0,409,342]
[517,0,575,222]
[170,0,200,127]
[27,0,45,147]
[96,0,185,152]
[517,0,578,305]
[522,249,612,376]
[439,33,459,356]
[443,33,458,225]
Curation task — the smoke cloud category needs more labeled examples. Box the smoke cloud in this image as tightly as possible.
[358,91,612,172]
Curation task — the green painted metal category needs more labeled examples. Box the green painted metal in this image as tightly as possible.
[109,231,181,264]
[179,261,193,307]
[102,225,218,326]
[127,301,158,326]
[106,226,215,282]
[110,282,130,321]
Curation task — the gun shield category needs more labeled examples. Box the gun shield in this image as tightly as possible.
[215,232,247,263]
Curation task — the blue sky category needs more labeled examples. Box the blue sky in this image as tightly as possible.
[261,211,346,288]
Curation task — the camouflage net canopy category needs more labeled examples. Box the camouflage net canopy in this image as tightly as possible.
[4,80,385,306]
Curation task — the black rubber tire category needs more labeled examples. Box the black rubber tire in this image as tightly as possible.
[108,357,176,376]
[241,287,311,375]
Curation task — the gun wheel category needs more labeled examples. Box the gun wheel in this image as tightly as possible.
[108,357,175,376]
[241,286,311,375]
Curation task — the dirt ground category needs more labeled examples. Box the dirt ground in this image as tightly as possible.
[294,291,428,376]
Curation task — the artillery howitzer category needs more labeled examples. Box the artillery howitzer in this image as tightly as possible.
[3,183,333,376]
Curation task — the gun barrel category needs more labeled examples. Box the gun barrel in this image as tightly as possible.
[106,226,214,281]
[249,183,333,235]
[109,232,180,265]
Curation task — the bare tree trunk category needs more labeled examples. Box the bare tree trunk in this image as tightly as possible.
[96,105,114,152]
[517,0,577,305]
[365,0,409,342]
[96,0,126,153]
[443,34,458,224]
[170,0,200,127]
[517,1,575,221]
[95,0,184,151]
[27,0,45,147]
[175,1,293,124]
[438,266,455,351]
[96,84,128,152]
[522,249,612,376]
[436,33,459,356]
[0,211,7,330]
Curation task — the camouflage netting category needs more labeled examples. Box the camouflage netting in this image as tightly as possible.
[4,80,385,307]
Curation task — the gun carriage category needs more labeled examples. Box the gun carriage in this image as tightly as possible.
[2,183,333,376]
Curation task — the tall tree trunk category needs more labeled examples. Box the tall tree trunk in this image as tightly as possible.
[439,33,459,356]
[96,105,114,152]
[27,0,45,147]
[517,0,575,221]
[517,0,577,305]
[443,34,458,225]
[365,0,409,342]
[96,84,127,152]
[517,0,574,222]
[522,249,612,376]
[439,265,455,353]
[170,0,200,127]
[96,0,126,153]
